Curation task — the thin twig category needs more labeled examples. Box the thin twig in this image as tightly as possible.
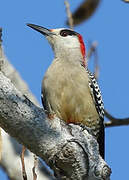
[20,146,27,180]
[87,41,98,60]
[93,43,99,79]
[104,109,129,127]
[32,154,38,180]
[87,41,99,79]
[64,0,74,30]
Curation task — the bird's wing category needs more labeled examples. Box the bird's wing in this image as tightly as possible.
[87,70,104,120]
[41,89,50,112]
[41,93,45,110]
[87,69,105,159]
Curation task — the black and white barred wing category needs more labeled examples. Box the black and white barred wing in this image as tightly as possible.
[87,70,104,121]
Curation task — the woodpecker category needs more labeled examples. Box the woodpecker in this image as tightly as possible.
[27,24,105,159]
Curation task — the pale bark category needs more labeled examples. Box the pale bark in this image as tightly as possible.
[0,71,111,179]
[1,129,51,180]
[0,40,53,179]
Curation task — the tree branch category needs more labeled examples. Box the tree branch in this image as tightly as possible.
[64,0,74,30]
[87,41,99,79]
[104,110,129,128]
[1,129,51,180]
[0,72,111,179]
[66,0,101,26]
[0,33,52,179]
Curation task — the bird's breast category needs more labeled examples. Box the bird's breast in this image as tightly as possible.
[42,60,100,128]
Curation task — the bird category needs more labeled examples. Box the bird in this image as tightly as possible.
[27,23,105,159]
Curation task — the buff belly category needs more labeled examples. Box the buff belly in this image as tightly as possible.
[42,60,100,131]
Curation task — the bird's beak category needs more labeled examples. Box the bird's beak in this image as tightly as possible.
[27,23,55,36]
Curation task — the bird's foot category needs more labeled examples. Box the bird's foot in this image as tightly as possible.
[45,111,56,120]
[79,124,93,134]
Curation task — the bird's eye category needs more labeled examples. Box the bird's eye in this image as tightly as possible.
[60,29,77,37]
[60,30,68,37]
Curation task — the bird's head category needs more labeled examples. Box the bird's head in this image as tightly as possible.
[27,23,86,67]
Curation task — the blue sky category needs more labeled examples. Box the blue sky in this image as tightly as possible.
[0,0,129,179]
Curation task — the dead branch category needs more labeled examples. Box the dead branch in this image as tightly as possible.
[0,30,52,180]
[0,71,111,179]
[20,146,28,180]
[104,110,129,128]
[32,155,38,180]
[66,0,101,26]
[1,129,51,180]
[87,41,98,60]
[64,0,74,30]
[87,41,99,79]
